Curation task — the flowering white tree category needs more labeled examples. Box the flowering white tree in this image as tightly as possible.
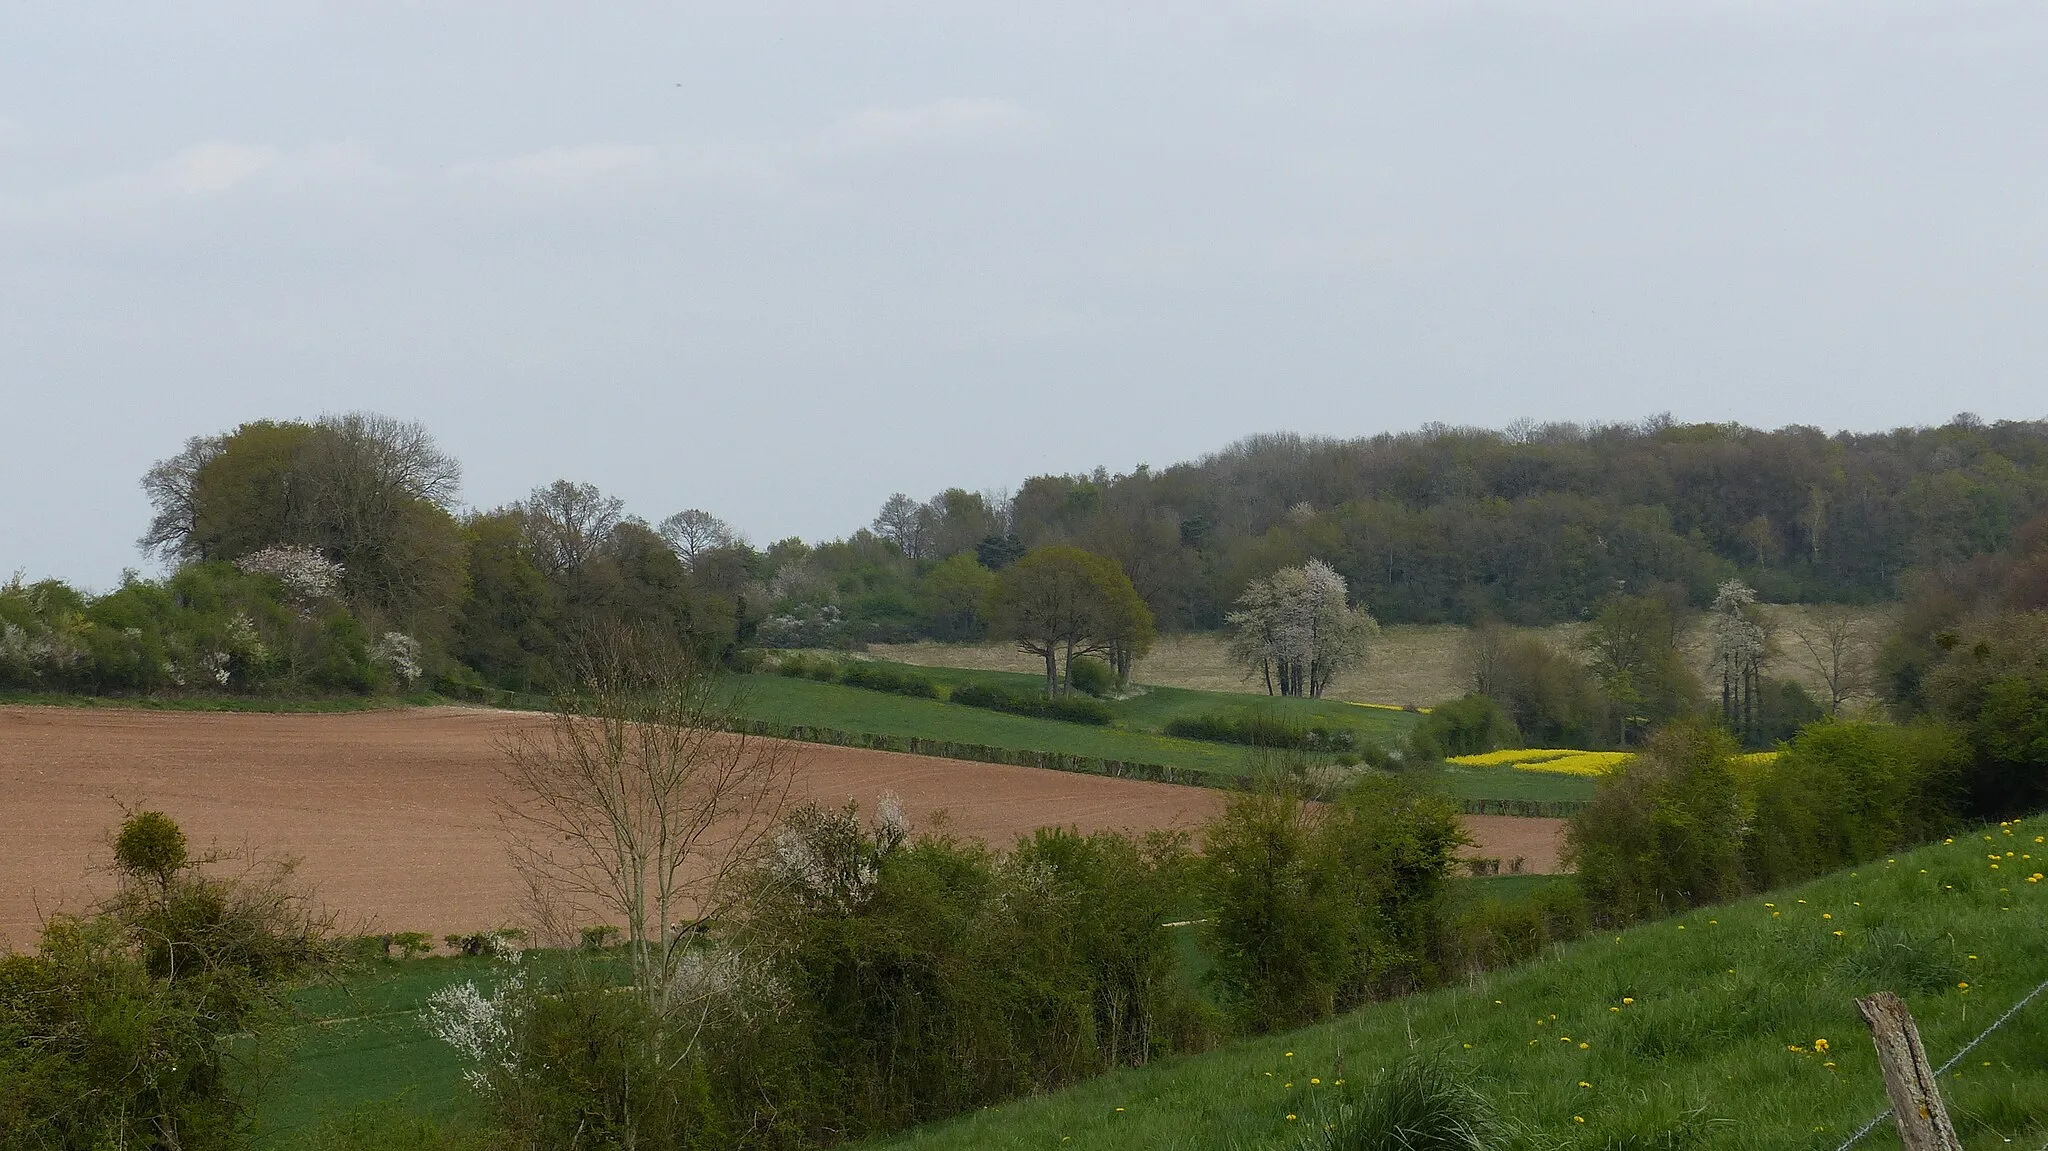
[1708,579,1770,738]
[1225,559,1377,698]
[235,545,345,601]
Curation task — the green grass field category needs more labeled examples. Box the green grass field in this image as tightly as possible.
[249,955,507,1146]
[728,665,1421,782]
[730,665,1594,804]
[864,825,2048,1150]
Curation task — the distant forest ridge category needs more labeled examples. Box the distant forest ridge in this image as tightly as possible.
[925,414,2048,629]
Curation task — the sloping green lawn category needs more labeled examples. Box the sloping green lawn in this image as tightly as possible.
[732,667,1595,804]
[866,824,2048,1150]
[730,665,1420,783]
[250,955,509,1146]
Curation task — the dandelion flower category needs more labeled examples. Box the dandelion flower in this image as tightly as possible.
[1286,1114,1297,1122]
[1579,1042,1590,1050]
[1579,1081,1590,1088]
[1814,1039,1829,1052]
[1310,1077,1320,1085]
[1622,997,1634,1005]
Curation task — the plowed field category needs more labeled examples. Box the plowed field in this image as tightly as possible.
[0,705,1562,945]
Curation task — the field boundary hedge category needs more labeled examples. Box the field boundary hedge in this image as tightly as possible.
[732,719,1591,816]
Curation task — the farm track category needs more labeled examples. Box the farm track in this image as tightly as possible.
[0,705,1561,944]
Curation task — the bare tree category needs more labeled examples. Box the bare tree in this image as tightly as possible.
[499,627,796,1015]
[523,479,624,580]
[657,508,736,569]
[1790,605,1868,714]
[872,492,930,558]
[137,433,228,563]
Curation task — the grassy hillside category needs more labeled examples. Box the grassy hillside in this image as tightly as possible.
[733,666,1416,771]
[866,824,2048,1150]
[731,666,1596,803]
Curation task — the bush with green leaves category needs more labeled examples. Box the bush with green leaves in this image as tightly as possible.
[1438,880,1589,976]
[1563,723,1747,925]
[0,566,381,696]
[1164,709,1362,754]
[1065,654,1115,696]
[737,806,1212,1139]
[836,660,940,698]
[0,812,334,1150]
[1202,776,1466,1030]
[948,681,1113,724]
[1743,719,1964,888]
[1405,693,1518,761]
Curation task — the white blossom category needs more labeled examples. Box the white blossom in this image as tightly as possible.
[371,631,423,686]
[235,545,344,600]
[426,974,524,1091]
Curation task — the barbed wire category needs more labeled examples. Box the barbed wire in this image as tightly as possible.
[1833,972,2048,1151]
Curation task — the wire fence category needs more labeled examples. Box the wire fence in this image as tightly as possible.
[1833,972,2048,1151]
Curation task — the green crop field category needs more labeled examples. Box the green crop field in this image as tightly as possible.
[727,664,1421,783]
[727,665,1609,805]
[249,955,504,1146]
[865,825,2048,1150]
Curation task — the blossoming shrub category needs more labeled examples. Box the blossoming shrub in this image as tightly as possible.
[0,565,380,695]
[1202,776,1466,1031]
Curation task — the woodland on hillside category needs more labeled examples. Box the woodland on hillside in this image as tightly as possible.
[3,413,2046,729]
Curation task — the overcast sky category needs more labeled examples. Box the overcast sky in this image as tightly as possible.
[4,2,2047,588]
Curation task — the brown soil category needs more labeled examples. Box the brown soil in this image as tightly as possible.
[0,705,1562,946]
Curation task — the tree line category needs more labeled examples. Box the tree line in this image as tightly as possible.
[7,410,2048,702]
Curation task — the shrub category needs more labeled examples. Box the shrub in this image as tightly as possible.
[949,682,1113,724]
[386,931,434,960]
[775,651,837,680]
[1744,720,1965,888]
[1202,776,1465,1029]
[0,813,334,1150]
[579,924,622,952]
[1564,723,1744,925]
[1066,654,1115,696]
[1407,693,1518,761]
[838,661,940,698]
[1163,710,1366,753]
[1440,881,1589,976]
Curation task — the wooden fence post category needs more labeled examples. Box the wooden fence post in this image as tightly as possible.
[1856,991,1961,1151]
